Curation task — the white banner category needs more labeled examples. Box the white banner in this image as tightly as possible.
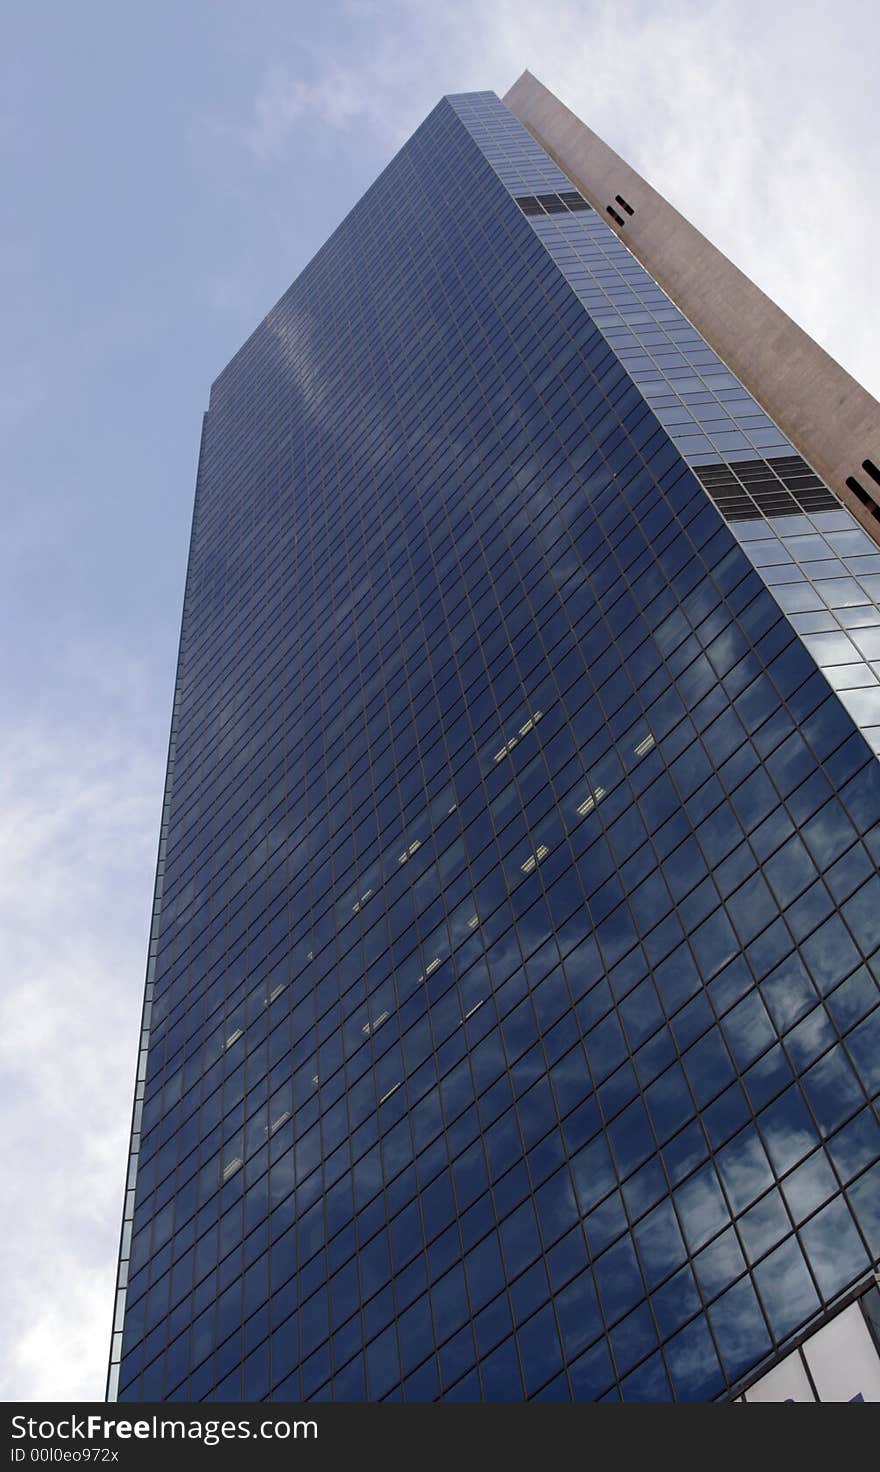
[743,1301,880,1402]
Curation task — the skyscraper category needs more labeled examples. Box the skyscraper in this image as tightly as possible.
[108,78,880,1404]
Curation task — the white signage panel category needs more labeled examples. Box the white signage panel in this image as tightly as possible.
[743,1351,815,1403]
[802,1303,880,1403]
[743,1295,880,1402]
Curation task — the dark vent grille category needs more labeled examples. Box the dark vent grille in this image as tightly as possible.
[845,471,880,527]
[693,455,839,522]
[863,458,880,489]
[515,191,592,217]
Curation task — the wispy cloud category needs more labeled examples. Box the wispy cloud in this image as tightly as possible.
[0,647,166,1399]
[250,63,375,160]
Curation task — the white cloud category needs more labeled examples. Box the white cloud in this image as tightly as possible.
[250,63,371,160]
[0,648,166,1400]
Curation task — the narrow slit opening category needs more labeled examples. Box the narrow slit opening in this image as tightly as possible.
[846,474,880,524]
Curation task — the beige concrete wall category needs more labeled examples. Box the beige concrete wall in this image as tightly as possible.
[504,70,880,544]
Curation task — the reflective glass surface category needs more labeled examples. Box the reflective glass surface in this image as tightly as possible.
[732,512,880,754]
[111,91,880,1404]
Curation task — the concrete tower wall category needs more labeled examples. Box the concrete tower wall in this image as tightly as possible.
[504,70,880,545]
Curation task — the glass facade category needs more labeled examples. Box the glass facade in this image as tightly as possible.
[109,90,880,1404]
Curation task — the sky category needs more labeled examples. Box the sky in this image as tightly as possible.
[1,0,878,1403]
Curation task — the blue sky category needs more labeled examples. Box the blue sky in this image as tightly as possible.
[2,0,878,1401]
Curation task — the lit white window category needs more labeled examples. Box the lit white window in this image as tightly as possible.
[266,1110,291,1135]
[495,708,544,762]
[577,785,606,817]
[362,1010,390,1036]
[521,844,550,874]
